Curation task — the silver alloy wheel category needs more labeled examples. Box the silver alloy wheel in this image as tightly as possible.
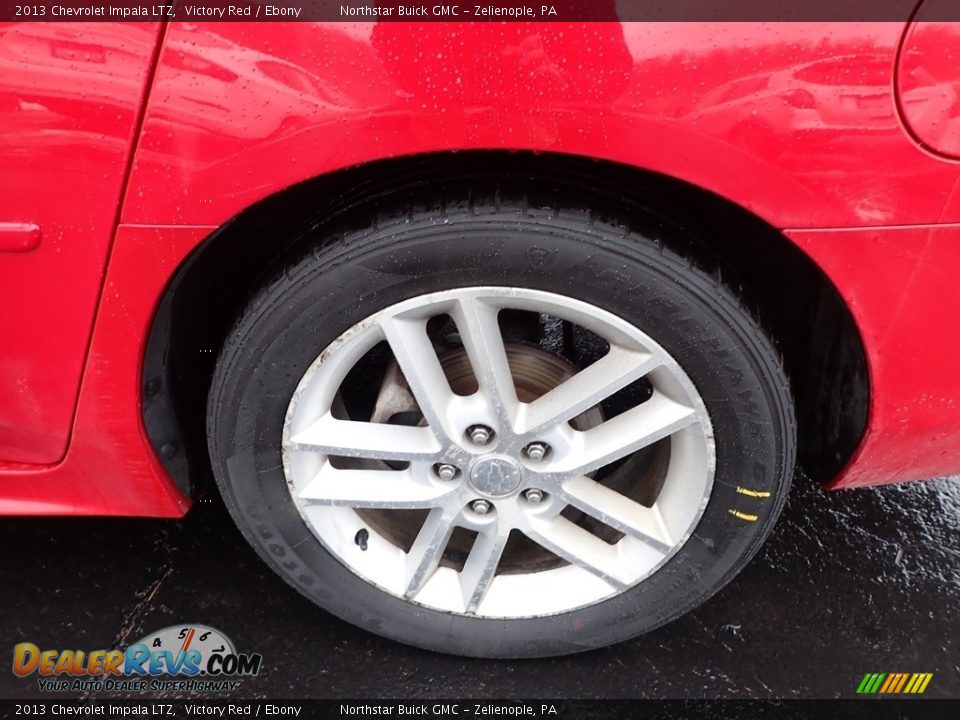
[281,287,714,618]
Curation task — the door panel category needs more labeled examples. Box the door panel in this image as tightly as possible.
[0,22,162,464]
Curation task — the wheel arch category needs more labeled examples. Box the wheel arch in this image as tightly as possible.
[141,150,868,498]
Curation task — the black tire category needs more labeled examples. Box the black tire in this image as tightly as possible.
[207,183,796,658]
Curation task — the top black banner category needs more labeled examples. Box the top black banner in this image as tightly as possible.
[2,700,960,719]
[4,0,960,23]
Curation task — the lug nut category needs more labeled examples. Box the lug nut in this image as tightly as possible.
[524,442,550,461]
[467,425,494,446]
[471,499,492,515]
[434,463,459,481]
[524,488,545,504]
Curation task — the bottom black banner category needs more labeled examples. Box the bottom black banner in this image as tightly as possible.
[2,700,959,720]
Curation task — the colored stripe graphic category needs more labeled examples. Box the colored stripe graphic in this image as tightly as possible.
[894,674,909,693]
[856,673,883,694]
[879,674,895,693]
[857,672,932,694]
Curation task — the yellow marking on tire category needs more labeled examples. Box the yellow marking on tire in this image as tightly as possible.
[736,486,772,498]
[728,509,758,522]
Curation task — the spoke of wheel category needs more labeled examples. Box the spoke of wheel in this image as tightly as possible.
[379,315,458,443]
[286,414,442,461]
[450,296,518,429]
[297,461,454,508]
[405,506,461,598]
[554,391,698,476]
[518,345,660,435]
[459,525,509,613]
[523,516,629,591]
[558,475,673,553]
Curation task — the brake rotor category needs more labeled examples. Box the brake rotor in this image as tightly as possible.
[359,343,604,573]
[441,343,604,430]
[368,343,603,430]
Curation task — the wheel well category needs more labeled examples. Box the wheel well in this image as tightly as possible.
[142,151,868,498]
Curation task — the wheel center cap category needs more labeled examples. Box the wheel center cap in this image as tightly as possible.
[469,457,523,497]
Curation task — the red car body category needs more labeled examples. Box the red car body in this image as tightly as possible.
[2,17,960,516]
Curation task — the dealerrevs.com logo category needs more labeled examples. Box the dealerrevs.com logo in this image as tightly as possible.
[12,625,262,693]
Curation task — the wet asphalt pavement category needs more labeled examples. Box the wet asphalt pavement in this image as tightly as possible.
[3,471,959,700]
